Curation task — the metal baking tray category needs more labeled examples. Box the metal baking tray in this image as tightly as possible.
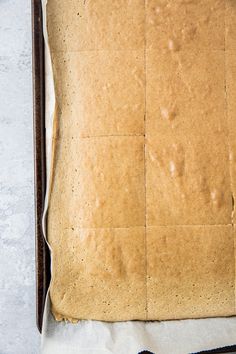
[31,1,236,351]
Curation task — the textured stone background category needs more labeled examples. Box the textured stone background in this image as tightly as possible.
[0,0,40,353]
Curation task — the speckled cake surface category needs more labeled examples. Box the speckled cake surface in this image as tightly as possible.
[47,0,236,322]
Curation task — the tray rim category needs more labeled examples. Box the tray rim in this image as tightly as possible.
[32,0,51,334]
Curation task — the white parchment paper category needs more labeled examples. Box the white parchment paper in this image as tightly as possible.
[40,1,236,352]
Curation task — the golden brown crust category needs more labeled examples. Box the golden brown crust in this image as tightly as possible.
[51,50,145,137]
[47,0,145,52]
[146,131,232,226]
[146,50,227,137]
[146,0,225,51]
[50,227,146,321]
[48,136,145,230]
[47,0,236,322]
[147,225,235,320]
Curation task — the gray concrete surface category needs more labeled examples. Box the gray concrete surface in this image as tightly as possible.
[0,0,40,353]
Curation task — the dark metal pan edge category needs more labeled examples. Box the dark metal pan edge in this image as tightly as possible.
[32,0,51,334]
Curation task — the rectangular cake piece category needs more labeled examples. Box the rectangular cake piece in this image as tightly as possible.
[147,225,235,320]
[50,227,146,321]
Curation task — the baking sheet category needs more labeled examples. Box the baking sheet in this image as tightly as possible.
[40,0,236,352]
